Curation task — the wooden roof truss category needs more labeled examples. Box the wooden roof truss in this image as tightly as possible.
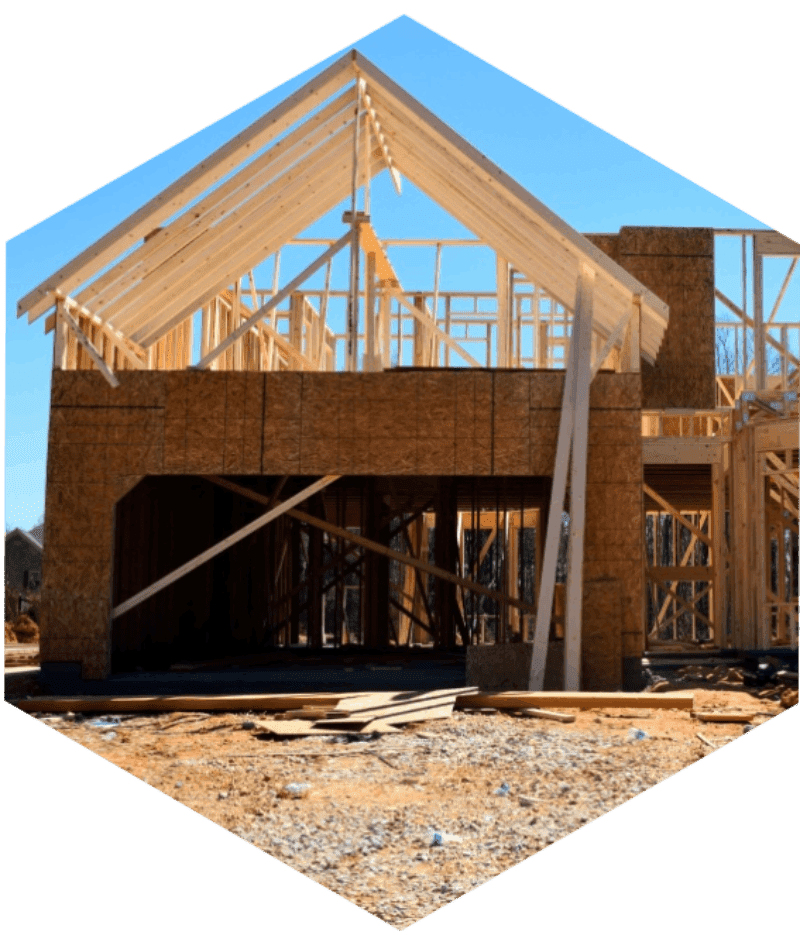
[21,50,670,382]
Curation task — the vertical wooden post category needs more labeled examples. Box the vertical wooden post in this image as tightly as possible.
[309,509,324,650]
[711,458,725,646]
[289,520,301,646]
[413,294,425,366]
[434,480,459,650]
[753,239,766,391]
[432,244,442,367]
[317,259,333,368]
[359,480,389,648]
[496,254,511,368]
[564,265,595,691]
[53,299,69,370]
[379,286,392,369]
[346,86,362,373]
[232,280,243,371]
[410,515,429,644]
[364,252,377,371]
[528,312,579,690]
[756,451,769,647]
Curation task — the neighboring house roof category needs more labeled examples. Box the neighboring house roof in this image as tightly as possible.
[5,528,43,551]
[29,523,45,545]
[17,49,669,363]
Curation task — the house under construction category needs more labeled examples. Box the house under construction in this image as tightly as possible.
[20,50,799,691]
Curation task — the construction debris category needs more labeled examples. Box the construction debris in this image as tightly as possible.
[693,712,754,724]
[657,661,797,700]
[511,708,576,723]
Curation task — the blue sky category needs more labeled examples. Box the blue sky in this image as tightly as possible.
[4,15,796,531]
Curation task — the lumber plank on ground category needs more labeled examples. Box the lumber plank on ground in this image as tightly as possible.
[12,693,355,714]
[513,708,576,723]
[455,691,695,710]
[693,711,753,723]
[11,688,692,715]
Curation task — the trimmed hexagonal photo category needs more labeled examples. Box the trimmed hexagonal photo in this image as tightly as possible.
[5,13,798,930]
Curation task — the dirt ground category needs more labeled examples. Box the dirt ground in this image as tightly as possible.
[6,672,789,928]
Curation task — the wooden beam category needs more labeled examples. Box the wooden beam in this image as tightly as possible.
[392,290,482,368]
[646,572,713,627]
[715,289,800,368]
[111,475,340,619]
[529,306,579,690]
[12,693,357,714]
[496,254,511,367]
[590,305,632,378]
[647,566,716,582]
[564,266,594,691]
[58,305,120,388]
[76,90,358,318]
[359,222,399,282]
[353,55,670,323]
[205,476,539,618]
[136,147,384,348]
[194,234,352,370]
[13,688,694,715]
[456,691,694,710]
[753,241,766,391]
[53,299,69,370]
[642,484,714,548]
[113,130,357,335]
[45,299,147,370]
[19,53,356,322]
[374,107,665,363]
[360,79,402,195]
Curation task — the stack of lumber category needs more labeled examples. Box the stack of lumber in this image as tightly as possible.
[252,687,480,737]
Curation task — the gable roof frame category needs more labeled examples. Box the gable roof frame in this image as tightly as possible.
[20,49,670,366]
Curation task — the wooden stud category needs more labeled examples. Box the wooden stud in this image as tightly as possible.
[564,265,595,690]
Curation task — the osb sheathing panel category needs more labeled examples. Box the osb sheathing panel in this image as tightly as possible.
[588,227,716,410]
[265,370,640,476]
[42,369,644,676]
[581,578,623,690]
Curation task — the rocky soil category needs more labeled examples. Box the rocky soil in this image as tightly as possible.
[19,687,789,928]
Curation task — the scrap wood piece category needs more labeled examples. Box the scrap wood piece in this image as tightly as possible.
[512,708,576,723]
[274,707,336,721]
[252,719,339,737]
[330,687,479,726]
[358,720,401,734]
[13,692,351,715]
[696,732,717,749]
[692,711,754,723]
[456,691,694,710]
[597,711,653,720]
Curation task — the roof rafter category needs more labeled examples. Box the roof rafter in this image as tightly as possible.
[21,49,670,364]
[19,51,357,322]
